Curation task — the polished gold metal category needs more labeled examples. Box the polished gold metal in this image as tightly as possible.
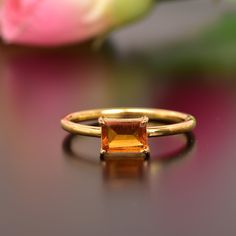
[61,108,196,137]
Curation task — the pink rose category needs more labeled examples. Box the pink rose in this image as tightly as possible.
[0,0,153,46]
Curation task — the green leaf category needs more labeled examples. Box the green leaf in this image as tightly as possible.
[141,13,236,73]
[111,0,154,27]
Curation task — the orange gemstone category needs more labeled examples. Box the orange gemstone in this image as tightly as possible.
[99,116,149,154]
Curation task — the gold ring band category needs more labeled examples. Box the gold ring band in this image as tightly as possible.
[61,108,196,157]
[61,108,196,137]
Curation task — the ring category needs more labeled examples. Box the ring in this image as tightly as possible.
[61,108,196,157]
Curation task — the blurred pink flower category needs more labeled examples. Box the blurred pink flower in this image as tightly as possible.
[0,0,153,46]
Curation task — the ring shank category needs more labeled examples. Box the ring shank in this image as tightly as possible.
[61,108,196,137]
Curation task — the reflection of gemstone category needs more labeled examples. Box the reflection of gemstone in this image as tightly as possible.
[99,116,149,154]
[103,158,146,179]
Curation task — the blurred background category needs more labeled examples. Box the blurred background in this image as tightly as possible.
[0,0,236,236]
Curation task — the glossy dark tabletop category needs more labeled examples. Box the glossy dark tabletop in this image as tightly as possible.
[1,4,236,236]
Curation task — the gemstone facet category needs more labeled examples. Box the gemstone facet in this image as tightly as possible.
[99,116,149,155]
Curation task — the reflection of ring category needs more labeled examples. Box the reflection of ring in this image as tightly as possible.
[61,108,196,157]
[63,133,195,181]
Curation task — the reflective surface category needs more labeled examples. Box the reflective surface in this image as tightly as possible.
[1,17,236,236]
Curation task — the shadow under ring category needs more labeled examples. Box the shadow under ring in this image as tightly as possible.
[62,132,196,165]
